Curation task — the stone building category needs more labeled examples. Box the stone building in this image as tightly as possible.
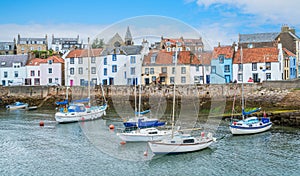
[16,34,48,54]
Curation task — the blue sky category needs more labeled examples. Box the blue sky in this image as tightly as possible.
[0,0,299,47]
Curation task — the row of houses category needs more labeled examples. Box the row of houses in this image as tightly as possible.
[0,34,83,55]
[0,25,299,86]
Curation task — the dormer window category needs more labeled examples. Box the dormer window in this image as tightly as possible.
[1,62,5,66]
[219,55,225,64]
[166,42,171,46]
[48,60,53,64]
[247,43,253,48]
[151,56,156,63]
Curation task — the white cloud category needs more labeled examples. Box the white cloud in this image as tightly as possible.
[195,0,300,25]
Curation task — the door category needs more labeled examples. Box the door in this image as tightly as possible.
[70,80,73,87]
[252,73,258,82]
[109,78,114,85]
[225,75,231,83]
[206,75,210,84]
[145,78,149,85]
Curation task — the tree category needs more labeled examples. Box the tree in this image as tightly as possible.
[92,38,105,48]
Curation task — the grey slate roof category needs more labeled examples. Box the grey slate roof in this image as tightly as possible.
[239,32,279,43]
[0,42,15,50]
[0,55,29,67]
[101,45,143,56]
[52,38,78,44]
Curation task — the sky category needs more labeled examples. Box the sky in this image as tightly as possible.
[0,0,299,48]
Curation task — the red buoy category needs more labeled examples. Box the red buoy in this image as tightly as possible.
[39,121,44,126]
[109,124,115,130]
[120,141,126,145]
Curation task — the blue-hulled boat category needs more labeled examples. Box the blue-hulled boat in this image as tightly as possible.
[123,116,165,128]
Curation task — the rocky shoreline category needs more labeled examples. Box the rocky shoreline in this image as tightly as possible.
[0,83,300,127]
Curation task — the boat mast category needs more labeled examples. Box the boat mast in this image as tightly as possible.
[171,42,178,138]
[241,47,245,120]
[138,54,143,117]
[88,37,91,107]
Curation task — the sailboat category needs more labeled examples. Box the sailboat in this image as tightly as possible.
[148,43,215,154]
[229,47,272,135]
[123,76,165,128]
[117,54,170,142]
[55,38,107,123]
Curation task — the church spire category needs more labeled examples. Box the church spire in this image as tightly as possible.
[124,26,133,46]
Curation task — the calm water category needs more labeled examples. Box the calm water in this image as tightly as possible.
[0,109,299,176]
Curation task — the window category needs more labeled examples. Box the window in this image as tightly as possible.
[170,77,174,84]
[48,68,53,74]
[78,67,83,75]
[238,64,243,72]
[124,71,126,79]
[151,56,156,63]
[80,79,85,86]
[224,65,230,73]
[38,70,40,76]
[91,57,96,63]
[38,47,41,51]
[160,77,165,82]
[219,55,225,64]
[266,62,271,70]
[247,43,253,48]
[104,57,107,65]
[70,68,74,75]
[30,70,35,76]
[112,54,117,61]
[167,47,171,52]
[48,78,52,83]
[112,65,117,73]
[150,68,154,74]
[172,67,175,74]
[152,76,156,82]
[145,68,149,75]
[78,58,83,64]
[266,73,271,80]
[161,67,167,73]
[181,76,186,83]
[130,56,136,64]
[238,73,243,81]
[70,58,74,64]
[14,71,18,78]
[172,54,176,63]
[48,60,53,64]
[130,67,135,75]
[104,68,107,76]
[181,67,186,74]
[196,66,200,72]
[252,63,257,71]
[211,66,216,73]
[194,76,200,83]
[91,67,96,74]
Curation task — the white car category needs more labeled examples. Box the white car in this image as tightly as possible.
[8,82,23,86]
[47,82,60,86]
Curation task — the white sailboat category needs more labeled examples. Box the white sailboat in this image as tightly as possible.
[148,42,215,154]
[55,38,107,123]
[117,54,169,142]
[229,47,272,135]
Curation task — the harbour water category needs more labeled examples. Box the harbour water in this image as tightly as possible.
[0,109,299,176]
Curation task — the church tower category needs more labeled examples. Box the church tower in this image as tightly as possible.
[124,26,133,46]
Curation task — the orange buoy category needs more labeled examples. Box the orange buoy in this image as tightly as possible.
[120,141,126,145]
[109,124,115,130]
[39,121,44,126]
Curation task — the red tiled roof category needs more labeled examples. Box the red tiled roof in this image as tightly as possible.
[212,46,234,59]
[66,48,103,58]
[143,50,202,65]
[26,56,64,66]
[233,47,279,64]
[283,48,296,57]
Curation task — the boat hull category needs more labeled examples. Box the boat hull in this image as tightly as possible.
[117,128,171,142]
[123,121,165,128]
[55,106,106,123]
[6,104,28,110]
[149,140,213,154]
[230,122,272,135]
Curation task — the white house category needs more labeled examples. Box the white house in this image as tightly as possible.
[0,55,28,86]
[232,47,281,83]
[51,35,83,54]
[65,48,102,86]
[25,56,64,86]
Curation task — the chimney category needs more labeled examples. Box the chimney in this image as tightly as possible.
[281,24,289,33]
[218,42,220,47]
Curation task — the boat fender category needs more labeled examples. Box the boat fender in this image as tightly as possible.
[63,108,68,113]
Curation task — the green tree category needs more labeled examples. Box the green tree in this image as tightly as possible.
[92,38,105,48]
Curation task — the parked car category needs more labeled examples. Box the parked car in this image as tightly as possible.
[47,82,60,86]
[8,82,23,86]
